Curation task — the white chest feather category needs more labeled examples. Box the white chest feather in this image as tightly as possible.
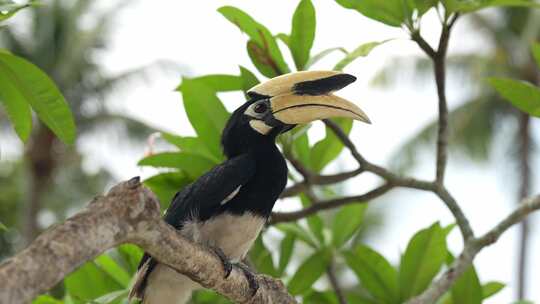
[181,213,266,262]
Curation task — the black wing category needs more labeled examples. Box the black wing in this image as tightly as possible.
[163,153,256,227]
[130,154,256,299]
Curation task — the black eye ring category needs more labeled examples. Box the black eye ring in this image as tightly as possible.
[253,102,268,114]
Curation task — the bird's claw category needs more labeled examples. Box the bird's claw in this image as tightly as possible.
[211,246,233,278]
[210,247,259,296]
[236,262,259,297]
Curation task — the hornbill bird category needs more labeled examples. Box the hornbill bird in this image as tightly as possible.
[128,71,370,304]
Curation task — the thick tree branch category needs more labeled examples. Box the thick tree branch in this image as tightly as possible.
[407,195,540,304]
[0,179,295,304]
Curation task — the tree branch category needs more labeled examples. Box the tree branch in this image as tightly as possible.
[271,184,393,224]
[322,120,433,191]
[406,195,540,304]
[0,178,295,304]
[434,185,474,240]
[280,168,364,198]
[327,262,347,304]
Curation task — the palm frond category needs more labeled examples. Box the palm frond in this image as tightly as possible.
[370,54,492,88]
[390,95,511,172]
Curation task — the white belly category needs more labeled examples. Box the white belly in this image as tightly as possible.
[144,264,199,304]
[143,213,266,304]
[183,212,266,261]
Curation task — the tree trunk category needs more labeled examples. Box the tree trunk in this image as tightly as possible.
[516,112,531,300]
[23,125,57,244]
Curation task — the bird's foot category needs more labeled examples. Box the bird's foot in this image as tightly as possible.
[209,247,259,297]
[210,246,233,278]
[236,262,259,297]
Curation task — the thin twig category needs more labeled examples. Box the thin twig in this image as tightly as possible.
[434,186,474,240]
[271,184,393,224]
[280,169,364,198]
[327,262,348,304]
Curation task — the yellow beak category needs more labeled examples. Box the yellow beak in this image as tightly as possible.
[269,93,370,124]
[248,71,371,125]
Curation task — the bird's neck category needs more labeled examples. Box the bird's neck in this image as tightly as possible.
[251,143,288,216]
[227,142,288,218]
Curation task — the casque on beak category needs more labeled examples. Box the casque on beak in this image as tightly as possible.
[248,71,371,125]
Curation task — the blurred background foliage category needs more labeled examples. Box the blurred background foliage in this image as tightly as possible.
[0,0,158,254]
[1,0,540,304]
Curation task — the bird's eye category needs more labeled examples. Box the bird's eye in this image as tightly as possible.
[253,102,268,114]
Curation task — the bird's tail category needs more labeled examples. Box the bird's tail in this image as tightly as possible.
[128,257,154,302]
[129,257,199,304]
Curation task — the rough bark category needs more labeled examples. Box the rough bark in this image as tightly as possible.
[0,178,296,304]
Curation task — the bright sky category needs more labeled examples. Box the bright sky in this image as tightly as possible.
[59,0,540,302]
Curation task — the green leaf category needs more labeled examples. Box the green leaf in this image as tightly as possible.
[94,255,131,288]
[300,194,325,244]
[303,291,340,304]
[64,262,123,302]
[249,236,277,276]
[275,223,319,248]
[310,118,352,172]
[177,74,243,92]
[292,132,311,167]
[276,33,290,47]
[531,42,540,70]
[191,290,233,304]
[94,290,129,304]
[345,292,380,304]
[290,0,316,70]
[180,78,229,157]
[335,0,407,27]
[488,78,540,117]
[288,250,330,295]
[143,172,191,209]
[413,0,438,15]
[0,53,76,144]
[482,281,505,299]
[0,1,33,22]
[331,204,366,248]
[218,6,289,75]
[278,233,296,275]
[334,41,387,71]
[306,47,347,69]
[442,223,456,238]
[32,295,63,304]
[0,77,31,141]
[344,245,399,304]
[399,222,447,300]
[0,221,7,231]
[239,65,260,94]
[247,40,280,78]
[451,265,482,304]
[138,152,215,179]
[117,244,143,275]
[161,132,222,163]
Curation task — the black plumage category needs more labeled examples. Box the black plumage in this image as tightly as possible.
[131,97,288,301]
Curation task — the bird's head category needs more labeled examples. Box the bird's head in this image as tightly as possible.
[222,71,370,158]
